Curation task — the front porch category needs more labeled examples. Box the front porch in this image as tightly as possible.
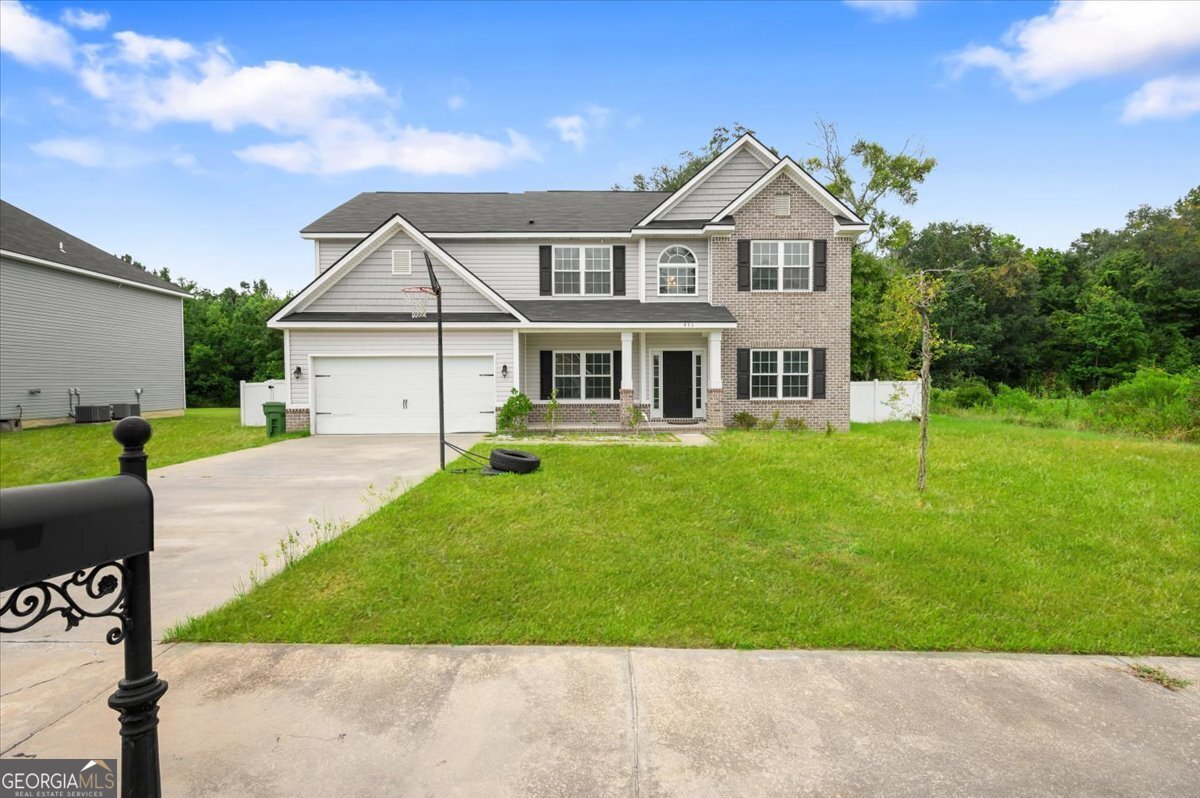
[514,330,726,430]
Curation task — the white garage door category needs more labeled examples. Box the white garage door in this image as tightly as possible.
[312,355,495,434]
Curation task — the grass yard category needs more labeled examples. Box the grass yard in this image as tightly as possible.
[171,417,1200,655]
[0,408,306,488]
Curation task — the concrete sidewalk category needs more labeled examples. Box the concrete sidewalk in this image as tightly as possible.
[1,434,478,753]
[3,644,1197,796]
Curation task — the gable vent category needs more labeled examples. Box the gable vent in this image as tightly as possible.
[773,195,791,217]
[392,249,412,275]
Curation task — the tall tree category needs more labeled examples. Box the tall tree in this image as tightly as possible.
[802,119,937,250]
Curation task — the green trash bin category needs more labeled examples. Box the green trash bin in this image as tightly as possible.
[263,402,286,437]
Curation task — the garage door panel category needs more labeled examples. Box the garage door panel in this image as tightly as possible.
[312,356,494,434]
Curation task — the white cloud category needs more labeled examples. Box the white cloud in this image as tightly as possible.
[60,8,109,30]
[1121,74,1200,123]
[548,105,618,151]
[5,1,537,176]
[0,0,74,68]
[844,1,918,21]
[30,136,198,170]
[951,1,1200,99]
[549,114,587,150]
[447,95,464,110]
[113,30,196,63]
[236,122,536,175]
[30,136,106,166]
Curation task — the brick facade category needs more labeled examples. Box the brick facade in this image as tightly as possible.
[527,401,620,425]
[711,172,852,431]
[285,407,310,432]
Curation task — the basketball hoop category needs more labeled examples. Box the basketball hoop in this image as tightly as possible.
[402,286,438,318]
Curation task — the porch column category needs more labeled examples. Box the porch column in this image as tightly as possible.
[707,331,724,427]
[620,331,635,425]
[707,331,722,388]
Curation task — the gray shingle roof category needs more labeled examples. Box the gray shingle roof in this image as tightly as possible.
[302,191,673,234]
[511,300,736,324]
[0,200,186,294]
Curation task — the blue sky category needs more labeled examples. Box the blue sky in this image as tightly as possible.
[2,0,1198,292]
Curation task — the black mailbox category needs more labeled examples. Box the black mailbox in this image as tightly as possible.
[0,474,153,591]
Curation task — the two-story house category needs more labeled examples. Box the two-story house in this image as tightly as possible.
[268,134,866,434]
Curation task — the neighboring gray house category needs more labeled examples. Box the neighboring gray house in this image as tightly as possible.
[0,200,189,426]
[269,133,867,434]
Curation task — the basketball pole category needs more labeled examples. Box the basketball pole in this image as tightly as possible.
[424,254,446,470]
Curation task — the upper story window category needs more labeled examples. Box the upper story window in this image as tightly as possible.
[554,245,611,296]
[657,245,697,295]
[751,240,812,292]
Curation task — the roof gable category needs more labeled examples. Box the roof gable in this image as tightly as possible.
[271,213,526,324]
[636,134,780,227]
[708,158,867,227]
[0,200,188,296]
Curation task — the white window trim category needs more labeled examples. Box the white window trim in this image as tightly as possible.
[648,348,706,419]
[391,249,413,275]
[552,245,613,297]
[655,245,699,297]
[750,240,813,293]
[552,350,616,403]
[749,348,812,401]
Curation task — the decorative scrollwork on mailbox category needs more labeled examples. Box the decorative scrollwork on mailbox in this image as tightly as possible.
[0,561,129,644]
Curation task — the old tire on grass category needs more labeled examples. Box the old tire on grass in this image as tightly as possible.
[489,448,541,474]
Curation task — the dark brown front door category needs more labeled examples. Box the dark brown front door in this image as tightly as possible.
[662,351,693,418]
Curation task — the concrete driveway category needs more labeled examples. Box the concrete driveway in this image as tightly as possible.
[1,433,479,750]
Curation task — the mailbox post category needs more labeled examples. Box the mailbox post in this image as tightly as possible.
[0,417,167,798]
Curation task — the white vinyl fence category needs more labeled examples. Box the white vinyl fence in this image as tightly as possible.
[850,380,922,423]
[239,380,286,426]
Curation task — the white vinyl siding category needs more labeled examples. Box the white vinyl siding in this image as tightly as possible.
[304,233,496,313]
[0,258,184,419]
[441,239,628,300]
[660,148,772,221]
[288,329,513,407]
[318,240,355,273]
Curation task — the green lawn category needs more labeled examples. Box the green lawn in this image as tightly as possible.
[170,417,1199,655]
[0,408,306,488]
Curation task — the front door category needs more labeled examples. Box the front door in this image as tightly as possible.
[662,351,693,418]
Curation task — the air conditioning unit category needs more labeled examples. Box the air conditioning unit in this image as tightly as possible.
[111,403,140,419]
[74,404,112,423]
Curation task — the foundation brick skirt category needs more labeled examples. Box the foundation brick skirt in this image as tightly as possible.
[285,407,310,432]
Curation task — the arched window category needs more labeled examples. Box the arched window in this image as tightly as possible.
[657,245,697,295]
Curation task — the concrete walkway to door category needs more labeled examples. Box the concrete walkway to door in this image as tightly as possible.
[0,433,480,752]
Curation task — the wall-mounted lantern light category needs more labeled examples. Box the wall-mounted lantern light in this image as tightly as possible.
[501,364,509,378]
[293,366,303,380]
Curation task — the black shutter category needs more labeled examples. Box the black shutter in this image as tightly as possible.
[613,246,626,296]
[813,240,827,291]
[736,348,750,399]
[540,350,553,400]
[812,348,826,399]
[612,350,622,399]
[737,239,751,291]
[539,245,552,296]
